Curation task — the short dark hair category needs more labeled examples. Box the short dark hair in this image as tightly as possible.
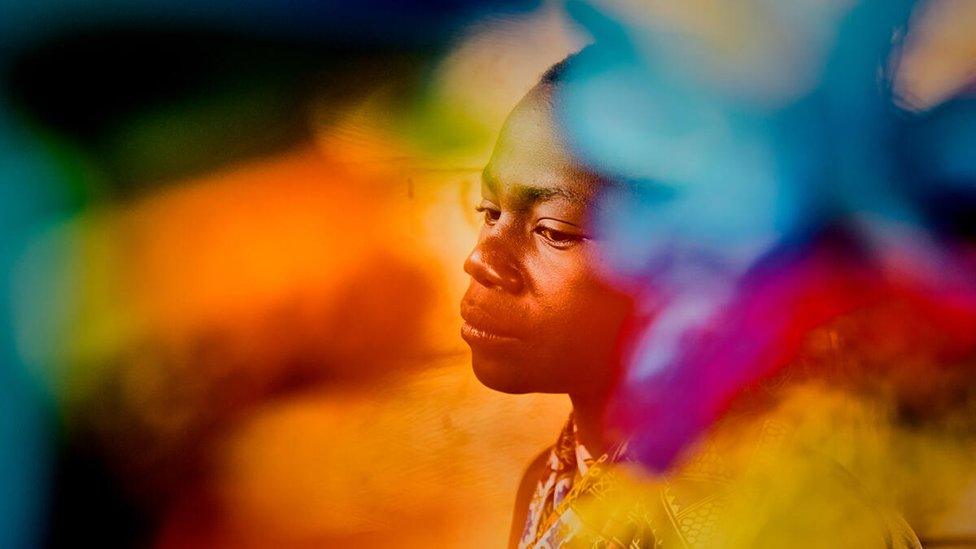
[539,45,593,86]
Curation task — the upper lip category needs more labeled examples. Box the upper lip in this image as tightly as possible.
[460,301,523,338]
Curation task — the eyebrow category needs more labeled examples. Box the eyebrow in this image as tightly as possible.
[481,168,591,208]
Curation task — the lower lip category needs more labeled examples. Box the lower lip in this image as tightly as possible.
[460,321,520,345]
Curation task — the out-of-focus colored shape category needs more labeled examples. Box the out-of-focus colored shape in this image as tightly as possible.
[4,2,585,546]
[894,0,976,111]
[408,2,586,159]
[161,360,567,548]
[574,382,965,547]
[6,0,976,545]
[14,140,567,547]
[0,113,59,549]
[553,2,976,521]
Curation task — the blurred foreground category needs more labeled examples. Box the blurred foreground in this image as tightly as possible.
[2,1,976,547]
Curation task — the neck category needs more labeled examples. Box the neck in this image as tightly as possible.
[569,392,610,457]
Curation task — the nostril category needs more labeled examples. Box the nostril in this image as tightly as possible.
[464,248,500,287]
[464,247,523,293]
[463,250,487,280]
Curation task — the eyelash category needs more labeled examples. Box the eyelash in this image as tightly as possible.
[475,205,501,225]
[475,206,585,249]
[534,226,585,249]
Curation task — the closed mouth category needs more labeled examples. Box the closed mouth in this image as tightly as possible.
[459,302,523,343]
[460,320,521,343]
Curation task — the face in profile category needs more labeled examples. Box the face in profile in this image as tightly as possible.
[460,83,633,398]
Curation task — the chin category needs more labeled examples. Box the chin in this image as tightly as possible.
[470,354,533,394]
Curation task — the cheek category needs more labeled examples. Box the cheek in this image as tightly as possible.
[540,251,630,312]
[537,273,633,352]
[523,250,634,363]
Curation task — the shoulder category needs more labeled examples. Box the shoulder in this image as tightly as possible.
[507,447,552,549]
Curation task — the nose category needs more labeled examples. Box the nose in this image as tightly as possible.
[464,237,524,294]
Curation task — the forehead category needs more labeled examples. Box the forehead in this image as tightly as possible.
[482,85,604,205]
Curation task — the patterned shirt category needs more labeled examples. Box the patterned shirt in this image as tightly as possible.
[517,414,921,549]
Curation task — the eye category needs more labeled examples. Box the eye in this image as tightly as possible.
[475,204,501,226]
[534,225,586,249]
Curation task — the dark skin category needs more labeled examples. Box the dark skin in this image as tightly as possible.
[459,83,635,547]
